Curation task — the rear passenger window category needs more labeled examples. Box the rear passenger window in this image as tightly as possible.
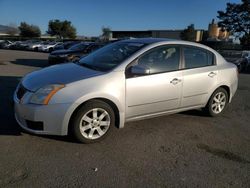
[183,47,214,69]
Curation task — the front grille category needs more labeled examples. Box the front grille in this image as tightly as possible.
[16,84,27,100]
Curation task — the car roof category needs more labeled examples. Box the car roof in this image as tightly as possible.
[121,38,177,44]
[120,38,221,56]
[112,38,227,71]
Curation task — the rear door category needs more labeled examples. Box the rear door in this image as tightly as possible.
[181,46,218,107]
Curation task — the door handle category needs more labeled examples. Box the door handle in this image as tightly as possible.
[208,72,217,78]
[170,78,181,85]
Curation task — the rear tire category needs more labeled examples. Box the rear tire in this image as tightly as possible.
[71,100,115,143]
[204,88,228,117]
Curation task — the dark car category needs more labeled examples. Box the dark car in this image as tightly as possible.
[0,40,13,49]
[48,42,104,64]
[9,41,22,50]
[220,50,249,73]
[53,41,81,51]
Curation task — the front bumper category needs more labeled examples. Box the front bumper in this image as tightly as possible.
[14,94,72,136]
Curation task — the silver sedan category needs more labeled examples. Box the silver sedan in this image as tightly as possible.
[14,38,238,143]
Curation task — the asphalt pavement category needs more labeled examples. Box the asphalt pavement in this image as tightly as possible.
[0,49,249,188]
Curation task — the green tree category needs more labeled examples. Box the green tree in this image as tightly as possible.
[101,26,111,41]
[180,24,196,42]
[217,0,250,47]
[47,19,77,39]
[18,22,41,37]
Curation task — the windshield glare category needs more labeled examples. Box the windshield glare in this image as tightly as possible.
[78,42,145,71]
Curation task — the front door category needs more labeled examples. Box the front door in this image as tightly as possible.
[125,45,183,119]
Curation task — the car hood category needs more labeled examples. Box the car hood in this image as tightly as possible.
[22,63,103,91]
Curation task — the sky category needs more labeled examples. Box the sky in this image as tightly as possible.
[0,0,241,37]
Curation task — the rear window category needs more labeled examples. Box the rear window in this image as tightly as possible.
[183,47,215,69]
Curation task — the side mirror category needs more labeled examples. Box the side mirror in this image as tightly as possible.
[130,64,150,75]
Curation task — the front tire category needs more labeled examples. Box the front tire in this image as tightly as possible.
[49,48,53,53]
[205,88,228,117]
[71,100,115,143]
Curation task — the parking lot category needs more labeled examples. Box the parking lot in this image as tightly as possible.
[0,49,250,187]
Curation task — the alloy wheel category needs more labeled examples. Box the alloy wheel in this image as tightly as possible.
[79,108,111,140]
[211,92,226,114]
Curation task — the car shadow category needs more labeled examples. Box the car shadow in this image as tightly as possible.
[0,76,22,135]
[179,109,209,117]
[240,66,250,74]
[0,75,75,142]
[11,59,48,68]
[36,134,78,143]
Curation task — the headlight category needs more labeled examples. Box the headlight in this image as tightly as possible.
[30,84,65,105]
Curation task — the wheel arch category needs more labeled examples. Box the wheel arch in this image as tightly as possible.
[220,85,230,102]
[67,97,122,135]
[206,85,231,107]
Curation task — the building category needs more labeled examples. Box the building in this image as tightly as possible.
[110,29,204,42]
[111,30,151,39]
[208,19,230,41]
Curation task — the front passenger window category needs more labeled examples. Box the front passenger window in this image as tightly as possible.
[136,46,180,74]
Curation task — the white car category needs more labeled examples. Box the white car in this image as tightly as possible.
[28,41,49,51]
[14,38,238,143]
[38,42,62,52]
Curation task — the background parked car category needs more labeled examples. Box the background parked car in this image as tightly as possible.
[38,42,63,53]
[0,40,5,46]
[8,40,36,50]
[27,41,49,51]
[19,40,40,50]
[48,42,104,64]
[219,50,248,72]
[53,41,81,51]
[0,40,13,49]
[242,50,250,67]
[9,41,23,50]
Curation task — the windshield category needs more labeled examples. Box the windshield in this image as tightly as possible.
[69,43,89,51]
[78,42,146,71]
